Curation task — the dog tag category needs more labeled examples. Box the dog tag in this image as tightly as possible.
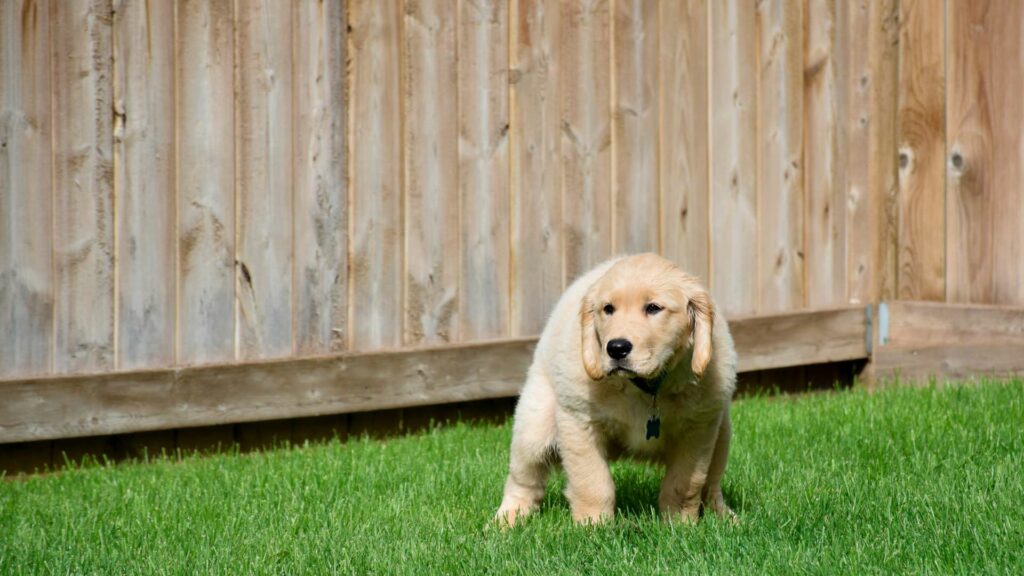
[646,415,661,440]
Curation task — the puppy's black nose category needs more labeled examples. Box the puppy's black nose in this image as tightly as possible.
[606,338,632,360]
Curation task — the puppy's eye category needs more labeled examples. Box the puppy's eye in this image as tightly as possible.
[603,304,615,315]
[645,303,663,316]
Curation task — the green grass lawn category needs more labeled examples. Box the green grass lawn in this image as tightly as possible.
[2,380,1023,574]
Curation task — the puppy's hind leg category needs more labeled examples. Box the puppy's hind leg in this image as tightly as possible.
[496,369,557,527]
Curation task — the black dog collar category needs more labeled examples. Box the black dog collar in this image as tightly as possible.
[630,374,664,397]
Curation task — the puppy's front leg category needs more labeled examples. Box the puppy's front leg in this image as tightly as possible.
[556,410,615,524]
[659,417,721,523]
[496,371,558,527]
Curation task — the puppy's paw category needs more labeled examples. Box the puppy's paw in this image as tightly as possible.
[570,507,614,526]
[659,506,700,525]
[494,502,535,529]
[703,496,739,525]
[719,506,739,525]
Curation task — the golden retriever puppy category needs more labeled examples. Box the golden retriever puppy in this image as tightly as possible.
[496,253,736,526]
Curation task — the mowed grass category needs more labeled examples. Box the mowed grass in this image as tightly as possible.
[2,381,1023,575]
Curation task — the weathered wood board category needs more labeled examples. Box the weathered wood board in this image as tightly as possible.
[510,0,563,336]
[113,0,176,370]
[561,0,612,284]
[709,0,757,316]
[0,0,53,377]
[235,0,294,359]
[612,0,659,254]
[0,306,872,443]
[348,0,403,350]
[51,0,115,373]
[896,0,945,301]
[804,0,843,308]
[458,0,510,341]
[659,0,709,281]
[293,0,348,356]
[404,0,460,344]
[756,0,804,313]
[946,0,1024,306]
[176,0,236,365]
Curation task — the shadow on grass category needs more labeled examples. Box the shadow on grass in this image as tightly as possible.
[533,465,748,522]
[614,472,659,519]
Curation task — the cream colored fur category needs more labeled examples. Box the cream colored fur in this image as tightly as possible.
[496,253,737,526]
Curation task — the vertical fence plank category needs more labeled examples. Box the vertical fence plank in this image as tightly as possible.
[612,0,658,254]
[947,0,1024,305]
[511,0,561,336]
[869,0,900,302]
[235,0,293,359]
[804,0,843,307]
[710,0,757,316]
[403,0,459,344]
[659,0,708,281]
[832,0,851,306]
[51,0,114,373]
[113,0,175,369]
[987,1,1024,307]
[843,0,900,306]
[0,0,52,376]
[944,0,979,305]
[561,0,611,283]
[349,0,403,349]
[177,0,235,365]
[458,0,509,340]
[842,0,872,304]
[293,0,347,355]
[896,0,945,301]
[757,0,804,313]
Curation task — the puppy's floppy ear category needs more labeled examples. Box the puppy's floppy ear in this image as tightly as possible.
[687,287,714,376]
[580,294,605,381]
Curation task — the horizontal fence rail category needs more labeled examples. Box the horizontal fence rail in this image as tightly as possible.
[0,305,870,443]
[872,301,1024,382]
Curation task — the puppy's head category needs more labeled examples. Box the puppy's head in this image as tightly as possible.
[580,253,713,382]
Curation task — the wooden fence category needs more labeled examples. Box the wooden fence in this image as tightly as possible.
[1,0,1023,446]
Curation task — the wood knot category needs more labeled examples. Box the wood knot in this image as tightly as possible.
[237,260,253,287]
[950,152,964,171]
